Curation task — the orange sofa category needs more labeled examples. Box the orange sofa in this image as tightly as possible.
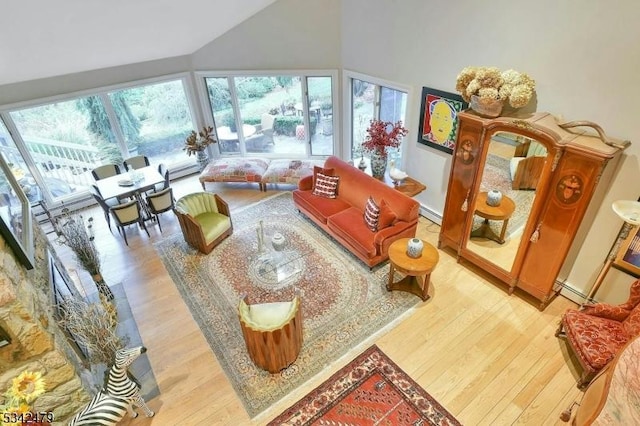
[292,156,420,267]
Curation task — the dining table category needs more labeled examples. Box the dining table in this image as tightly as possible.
[94,165,164,218]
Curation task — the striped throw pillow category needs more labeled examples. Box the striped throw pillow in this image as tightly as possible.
[363,196,380,232]
[312,173,339,198]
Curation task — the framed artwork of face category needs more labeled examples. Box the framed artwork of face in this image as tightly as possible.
[417,87,467,155]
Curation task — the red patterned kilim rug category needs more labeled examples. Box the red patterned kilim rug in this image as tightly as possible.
[268,345,461,426]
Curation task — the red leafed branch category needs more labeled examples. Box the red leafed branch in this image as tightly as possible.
[361,119,408,156]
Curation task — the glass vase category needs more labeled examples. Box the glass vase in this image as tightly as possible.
[196,150,209,172]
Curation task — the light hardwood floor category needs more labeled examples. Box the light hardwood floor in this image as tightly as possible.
[51,175,584,425]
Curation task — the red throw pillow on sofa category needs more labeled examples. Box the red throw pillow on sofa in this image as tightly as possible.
[312,173,339,198]
[313,166,335,187]
[364,196,380,232]
[378,199,397,229]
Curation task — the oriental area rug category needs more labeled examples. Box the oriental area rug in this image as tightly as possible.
[268,345,461,425]
[154,192,419,417]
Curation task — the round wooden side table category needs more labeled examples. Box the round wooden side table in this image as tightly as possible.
[470,191,516,244]
[386,238,439,301]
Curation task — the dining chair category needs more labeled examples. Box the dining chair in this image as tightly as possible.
[92,164,122,180]
[145,187,174,233]
[152,163,170,193]
[261,113,276,146]
[89,184,119,232]
[124,155,150,171]
[109,200,150,245]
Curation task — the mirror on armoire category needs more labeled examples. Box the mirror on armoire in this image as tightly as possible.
[465,131,549,272]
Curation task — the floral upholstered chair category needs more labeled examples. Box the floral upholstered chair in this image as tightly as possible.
[556,278,640,388]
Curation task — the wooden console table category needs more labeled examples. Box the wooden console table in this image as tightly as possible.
[355,159,427,197]
[385,176,427,197]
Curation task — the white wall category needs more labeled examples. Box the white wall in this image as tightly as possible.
[341,0,640,301]
[191,0,341,70]
[0,56,192,105]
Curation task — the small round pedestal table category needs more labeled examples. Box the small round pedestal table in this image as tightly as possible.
[386,238,439,301]
[470,191,516,244]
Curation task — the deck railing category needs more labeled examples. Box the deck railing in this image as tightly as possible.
[1,136,100,189]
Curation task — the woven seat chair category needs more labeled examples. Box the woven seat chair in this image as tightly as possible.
[238,294,302,373]
[145,187,174,233]
[109,200,150,245]
[92,163,121,180]
[174,192,232,254]
[124,155,150,171]
[89,184,119,232]
[556,278,640,388]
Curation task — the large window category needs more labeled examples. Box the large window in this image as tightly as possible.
[346,72,408,163]
[200,72,336,158]
[0,75,197,206]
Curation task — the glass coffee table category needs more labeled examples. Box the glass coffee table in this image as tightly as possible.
[247,221,310,291]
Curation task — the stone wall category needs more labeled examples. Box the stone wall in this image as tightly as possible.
[0,220,90,424]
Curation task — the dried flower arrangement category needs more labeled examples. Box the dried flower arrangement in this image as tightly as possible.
[184,126,217,156]
[56,295,127,368]
[0,371,51,424]
[455,66,536,108]
[56,209,112,300]
[361,119,409,157]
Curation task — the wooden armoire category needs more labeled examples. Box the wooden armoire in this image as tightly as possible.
[439,111,628,310]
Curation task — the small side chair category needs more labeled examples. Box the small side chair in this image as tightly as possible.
[109,200,150,245]
[124,155,150,171]
[152,163,170,193]
[92,164,121,180]
[238,293,303,373]
[89,184,119,232]
[145,187,174,233]
[174,192,232,254]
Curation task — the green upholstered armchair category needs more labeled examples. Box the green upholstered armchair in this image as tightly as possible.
[174,192,232,254]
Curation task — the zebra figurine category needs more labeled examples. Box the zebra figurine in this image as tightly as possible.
[68,346,155,425]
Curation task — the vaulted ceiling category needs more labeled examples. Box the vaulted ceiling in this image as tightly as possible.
[0,0,276,86]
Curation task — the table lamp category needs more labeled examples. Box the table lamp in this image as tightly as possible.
[582,199,640,306]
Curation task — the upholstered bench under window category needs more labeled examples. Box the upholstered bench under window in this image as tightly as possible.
[260,159,325,191]
[200,157,325,191]
[199,157,270,191]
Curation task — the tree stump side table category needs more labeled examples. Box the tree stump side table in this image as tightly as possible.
[386,237,439,301]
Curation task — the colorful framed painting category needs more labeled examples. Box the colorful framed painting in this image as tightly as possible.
[417,87,467,155]
[614,224,640,277]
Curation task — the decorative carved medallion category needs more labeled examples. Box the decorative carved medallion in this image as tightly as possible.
[556,174,583,204]
[458,139,475,165]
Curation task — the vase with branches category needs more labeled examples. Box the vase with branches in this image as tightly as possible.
[56,208,113,301]
[361,119,408,178]
[184,126,217,172]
